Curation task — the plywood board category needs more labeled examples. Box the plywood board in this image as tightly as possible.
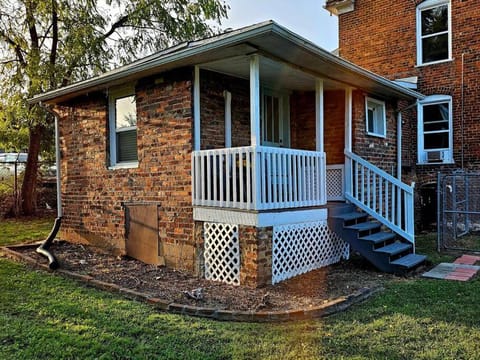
[126,204,163,265]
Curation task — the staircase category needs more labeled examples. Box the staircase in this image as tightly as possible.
[328,203,426,274]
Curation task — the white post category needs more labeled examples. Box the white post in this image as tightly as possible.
[250,55,261,147]
[344,87,353,195]
[316,79,326,204]
[397,111,402,226]
[316,79,324,153]
[224,90,232,148]
[250,55,261,209]
[345,87,353,152]
[194,66,201,151]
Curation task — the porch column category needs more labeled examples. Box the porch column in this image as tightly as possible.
[194,65,201,151]
[345,87,353,152]
[344,87,353,196]
[315,79,324,152]
[224,90,232,148]
[249,54,261,147]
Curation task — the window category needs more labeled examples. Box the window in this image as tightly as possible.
[261,90,290,147]
[365,97,386,137]
[417,0,451,65]
[109,87,138,167]
[417,95,453,164]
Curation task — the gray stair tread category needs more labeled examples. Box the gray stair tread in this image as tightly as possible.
[360,232,396,244]
[332,211,368,222]
[391,254,427,268]
[375,242,412,255]
[327,204,356,216]
[346,221,381,232]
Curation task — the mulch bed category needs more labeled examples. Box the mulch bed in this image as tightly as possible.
[15,241,397,312]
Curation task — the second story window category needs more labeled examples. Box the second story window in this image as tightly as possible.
[108,87,138,167]
[416,0,451,65]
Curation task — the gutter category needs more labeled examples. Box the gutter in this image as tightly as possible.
[36,103,63,270]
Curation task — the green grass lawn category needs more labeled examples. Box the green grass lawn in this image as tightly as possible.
[1,218,479,359]
[0,215,55,246]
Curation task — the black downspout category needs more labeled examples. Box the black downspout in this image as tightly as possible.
[36,102,62,270]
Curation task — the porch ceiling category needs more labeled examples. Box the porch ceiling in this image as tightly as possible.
[201,55,342,92]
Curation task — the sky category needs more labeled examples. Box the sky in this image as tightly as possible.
[219,0,339,51]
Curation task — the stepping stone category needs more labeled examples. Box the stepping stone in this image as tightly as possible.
[454,255,480,265]
[422,263,480,281]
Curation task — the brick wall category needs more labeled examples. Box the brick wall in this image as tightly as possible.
[290,91,316,151]
[336,0,480,188]
[239,225,272,288]
[200,70,250,149]
[290,90,346,165]
[57,68,195,270]
[352,90,398,174]
[324,90,346,165]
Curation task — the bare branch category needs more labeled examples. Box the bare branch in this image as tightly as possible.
[0,30,26,67]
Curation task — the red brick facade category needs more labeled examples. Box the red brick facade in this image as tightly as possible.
[335,0,480,185]
[57,69,195,270]
[55,62,401,285]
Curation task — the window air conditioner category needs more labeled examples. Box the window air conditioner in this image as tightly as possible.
[426,150,443,163]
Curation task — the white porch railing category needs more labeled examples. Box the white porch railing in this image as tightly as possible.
[192,146,326,211]
[345,150,415,243]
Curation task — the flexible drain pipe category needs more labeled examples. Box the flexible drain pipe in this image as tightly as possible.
[36,103,62,270]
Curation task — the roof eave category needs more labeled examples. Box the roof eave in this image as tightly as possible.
[30,20,424,105]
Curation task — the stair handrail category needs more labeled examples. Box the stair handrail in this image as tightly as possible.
[345,150,415,244]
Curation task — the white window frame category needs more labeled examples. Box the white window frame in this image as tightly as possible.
[416,0,452,66]
[260,88,290,148]
[108,86,138,169]
[417,94,453,165]
[365,97,386,138]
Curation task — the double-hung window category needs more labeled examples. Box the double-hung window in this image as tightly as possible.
[109,87,138,167]
[365,97,386,138]
[416,0,451,65]
[418,95,453,164]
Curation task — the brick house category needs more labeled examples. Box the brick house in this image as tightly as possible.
[32,21,425,287]
[325,0,480,227]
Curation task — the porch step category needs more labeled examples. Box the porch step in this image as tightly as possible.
[360,232,396,245]
[346,221,381,233]
[328,206,426,274]
[391,254,427,269]
[333,211,369,224]
[374,242,412,256]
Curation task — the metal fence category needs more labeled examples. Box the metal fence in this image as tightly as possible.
[438,171,480,252]
[0,157,56,216]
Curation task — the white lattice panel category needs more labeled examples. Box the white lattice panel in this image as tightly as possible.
[272,221,349,284]
[204,223,240,285]
[326,165,345,201]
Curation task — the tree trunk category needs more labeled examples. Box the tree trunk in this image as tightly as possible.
[21,124,44,215]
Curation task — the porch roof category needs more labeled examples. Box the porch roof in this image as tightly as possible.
[30,20,424,105]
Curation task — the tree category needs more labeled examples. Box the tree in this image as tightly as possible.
[0,0,228,215]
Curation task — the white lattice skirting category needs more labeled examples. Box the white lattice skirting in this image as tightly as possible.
[272,220,349,284]
[326,164,345,201]
[204,223,240,285]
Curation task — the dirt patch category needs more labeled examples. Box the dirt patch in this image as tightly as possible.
[16,241,397,312]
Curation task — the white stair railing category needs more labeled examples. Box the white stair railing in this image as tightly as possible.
[192,146,326,211]
[345,150,415,244]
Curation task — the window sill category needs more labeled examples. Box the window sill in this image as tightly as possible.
[108,161,139,170]
[416,161,455,166]
[366,132,386,139]
[415,58,453,68]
